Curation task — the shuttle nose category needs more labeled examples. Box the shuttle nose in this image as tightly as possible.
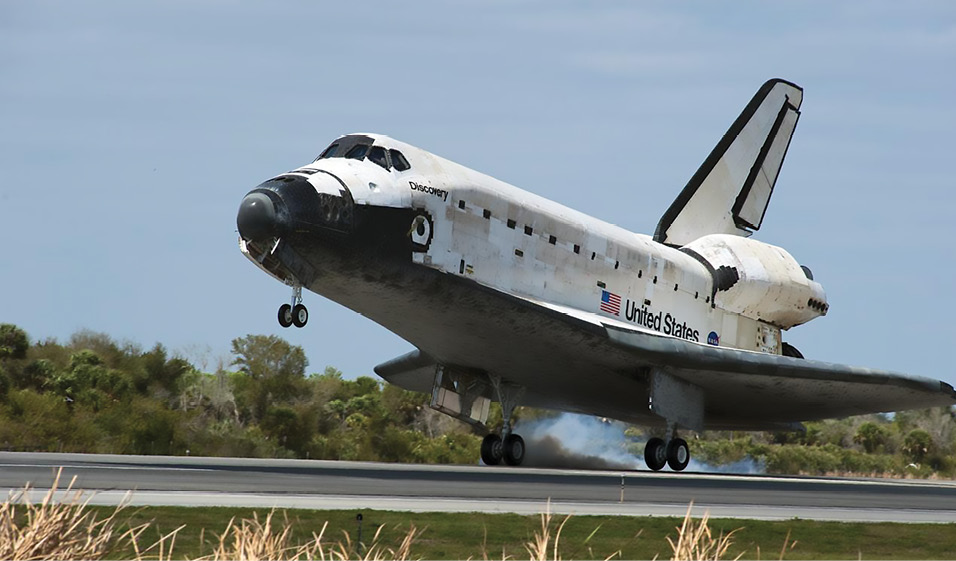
[238,173,354,244]
[237,192,278,242]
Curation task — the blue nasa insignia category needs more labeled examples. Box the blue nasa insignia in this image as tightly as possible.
[707,331,720,346]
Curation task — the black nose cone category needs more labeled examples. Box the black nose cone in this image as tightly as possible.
[237,192,278,242]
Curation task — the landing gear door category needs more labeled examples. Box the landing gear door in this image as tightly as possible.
[430,367,491,429]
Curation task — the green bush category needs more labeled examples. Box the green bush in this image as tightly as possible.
[1,325,954,478]
[902,429,933,463]
[854,421,890,453]
[0,324,29,360]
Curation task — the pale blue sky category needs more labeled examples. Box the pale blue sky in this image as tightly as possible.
[2,2,954,386]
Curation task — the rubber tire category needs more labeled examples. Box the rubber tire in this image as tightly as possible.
[666,438,690,471]
[502,434,526,466]
[644,437,667,471]
[292,304,309,328]
[480,434,503,465]
[278,304,293,328]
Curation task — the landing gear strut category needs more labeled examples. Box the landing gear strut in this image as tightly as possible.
[480,375,526,466]
[278,285,308,328]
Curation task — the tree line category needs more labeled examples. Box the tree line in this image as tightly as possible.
[0,324,477,462]
[0,323,953,476]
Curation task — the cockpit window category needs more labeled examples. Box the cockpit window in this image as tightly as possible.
[390,149,411,172]
[317,134,375,161]
[316,143,339,160]
[368,146,389,170]
[345,144,370,160]
[313,135,410,173]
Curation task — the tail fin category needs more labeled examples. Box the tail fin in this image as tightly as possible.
[654,79,803,247]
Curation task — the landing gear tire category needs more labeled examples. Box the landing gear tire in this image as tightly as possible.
[278,304,293,328]
[644,437,667,471]
[502,434,526,466]
[292,304,309,328]
[666,438,690,471]
[480,434,503,465]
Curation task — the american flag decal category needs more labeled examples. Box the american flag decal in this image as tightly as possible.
[600,290,621,315]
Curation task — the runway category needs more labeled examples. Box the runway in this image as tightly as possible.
[2,452,955,523]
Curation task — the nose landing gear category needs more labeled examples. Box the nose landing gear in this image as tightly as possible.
[278,285,308,328]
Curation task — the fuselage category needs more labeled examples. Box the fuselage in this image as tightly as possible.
[238,133,825,364]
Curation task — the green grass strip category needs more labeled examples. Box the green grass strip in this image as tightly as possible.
[96,506,956,560]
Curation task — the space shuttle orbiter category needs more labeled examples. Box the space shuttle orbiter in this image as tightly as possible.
[237,79,954,471]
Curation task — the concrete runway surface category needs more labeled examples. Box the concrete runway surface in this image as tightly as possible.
[1,452,954,523]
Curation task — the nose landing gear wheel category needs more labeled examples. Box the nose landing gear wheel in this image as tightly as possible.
[278,304,293,328]
[644,437,667,471]
[292,304,308,327]
[277,286,308,328]
[481,434,503,465]
[666,438,690,471]
[502,434,526,466]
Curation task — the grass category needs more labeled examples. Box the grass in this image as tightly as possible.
[95,505,956,560]
[5,475,956,559]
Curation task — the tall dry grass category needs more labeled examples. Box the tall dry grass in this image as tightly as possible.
[667,503,742,561]
[0,468,152,560]
[524,501,572,561]
[521,500,622,561]
[0,475,796,561]
[198,511,420,561]
[0,472,421,561]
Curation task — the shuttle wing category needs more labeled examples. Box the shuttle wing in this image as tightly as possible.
[655,79,803,247]
[525,298,955,423]
[602,321,956,427]
[375,285,954,430]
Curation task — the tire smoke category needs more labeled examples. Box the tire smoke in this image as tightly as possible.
[513,413,765,474]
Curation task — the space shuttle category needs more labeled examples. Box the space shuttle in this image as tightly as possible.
[236,79,954,471]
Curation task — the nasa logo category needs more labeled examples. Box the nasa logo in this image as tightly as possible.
[707,331,720,346]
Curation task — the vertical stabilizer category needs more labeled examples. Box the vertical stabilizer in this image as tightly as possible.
[654,79,803,247]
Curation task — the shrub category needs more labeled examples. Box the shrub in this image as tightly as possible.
[854,421,890,453]
[902,429,933,463]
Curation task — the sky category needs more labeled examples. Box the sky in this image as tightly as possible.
[1,1,954,387]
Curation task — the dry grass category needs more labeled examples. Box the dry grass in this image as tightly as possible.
[0,476,807,561]
[0,472,421,561]
[199,511,304,560]
[521,500,621,561]
[0,468,149,560]
[198,511,421,561]
[666,503,742,561]
[524,501,571,561]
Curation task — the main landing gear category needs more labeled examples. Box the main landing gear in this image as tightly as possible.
[481,432,526,466]
[644,422,690,471]
[277,285,308,328]
[644,369,699,471]
[644,429,690,471]
[480,376,526,466]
